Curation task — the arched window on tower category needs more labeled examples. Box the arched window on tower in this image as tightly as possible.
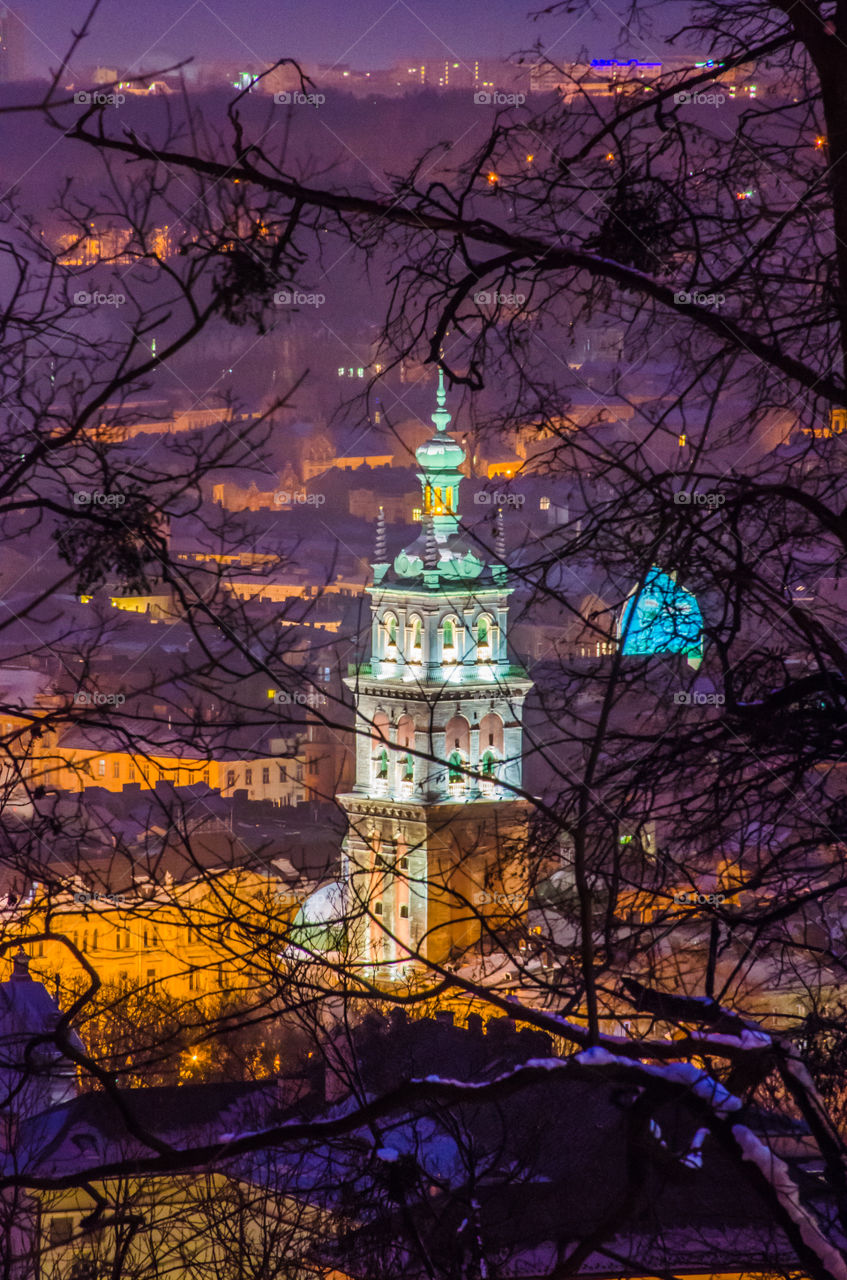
[396,714,416,794]
[444,714,470,796]
[405,614,423,663]
[440,615,462,667]
[381,612,398,660]
[448,750,464,783]
[372,711,391,791]
[480,749,497,796]
[479,712,504,793]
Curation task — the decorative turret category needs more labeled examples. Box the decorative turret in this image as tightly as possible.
[374,506,387,566]
[415,369,467,540]
[495,505,506,561]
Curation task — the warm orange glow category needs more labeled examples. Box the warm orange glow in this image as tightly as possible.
[526,153,534,164]
[605,151,615,163]
[815,135,827,149]
[487,171,499,185]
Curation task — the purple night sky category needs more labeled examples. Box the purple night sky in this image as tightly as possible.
[17,0,689,77]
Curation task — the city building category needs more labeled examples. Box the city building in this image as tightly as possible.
[333,374,533,971]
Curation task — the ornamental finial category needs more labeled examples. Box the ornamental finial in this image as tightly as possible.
[431,367,452,435]
[374,506,387,563]
[495,505,506,561]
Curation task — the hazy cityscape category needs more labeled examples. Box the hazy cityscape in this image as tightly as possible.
[0,1,844,1278]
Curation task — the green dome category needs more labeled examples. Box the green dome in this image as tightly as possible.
[415,433,466,474]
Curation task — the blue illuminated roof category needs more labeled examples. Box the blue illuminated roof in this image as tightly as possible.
[619,567,703,658]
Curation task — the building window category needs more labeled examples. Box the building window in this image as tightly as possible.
[376,748,389,780]
[227,769,236,787]
[245,768,253,785]
[49,1217,74,1245]
[262,767,270,784]
[113,761,120,779]
[412,507,422,521]
[296,764,304,782]
[402,754,414,781]
[278,765,287,782]
[374,901,383,915]
[400,904,409,919]
[143,929,148,947]
[202,770,209,785]
[308,758,319,775]
[92,930,98,951]
[188,971,196,991]
[540,496,550,510]
[98,759,106,777]
[146,969,156,984]
[128,764,135,780]
[442,619,454,650]
[400,856,409,870]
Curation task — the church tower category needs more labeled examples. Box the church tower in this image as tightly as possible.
[338,373,533,973]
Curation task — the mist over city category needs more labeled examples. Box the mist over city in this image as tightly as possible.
[0,3,844,1279]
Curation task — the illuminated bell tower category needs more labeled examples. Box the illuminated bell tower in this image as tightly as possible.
[338,372,533,972]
